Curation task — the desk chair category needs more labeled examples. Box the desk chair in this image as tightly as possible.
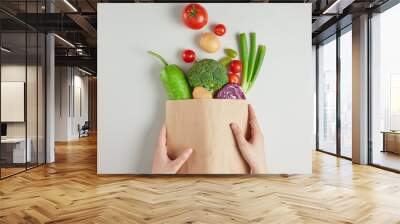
[79,121,90,138]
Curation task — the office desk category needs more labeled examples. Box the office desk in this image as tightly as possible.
[382,131,400,154]
[1,138,31,163]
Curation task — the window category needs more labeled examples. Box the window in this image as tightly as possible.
[340,29,352,158]
[390,74,400,130]
[371,3,400,171]
[318,37,337,154]
[316,26,353,159]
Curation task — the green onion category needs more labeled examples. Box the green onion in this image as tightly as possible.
[248,45,266,91]
[247,32,257,87]
[239,33,249,92]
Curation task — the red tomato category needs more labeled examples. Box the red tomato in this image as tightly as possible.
[214,24,226,36]
[181,49,196,63]
[182,4,208,30]
[229,74,240,84]
[230,60,242,73]
[228,70,238,77]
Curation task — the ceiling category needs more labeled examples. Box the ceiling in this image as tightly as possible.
[0,0,394,74]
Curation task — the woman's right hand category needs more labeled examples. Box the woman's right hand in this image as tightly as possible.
[230,104,266,174]
[152,124,193,174]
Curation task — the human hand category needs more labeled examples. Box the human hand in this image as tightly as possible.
[230,104,266,174]
[152,124,193,174]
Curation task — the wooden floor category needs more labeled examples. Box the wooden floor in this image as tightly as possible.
[1,135,400,223]
[373,150,400,171]
[1,163,44,178]
[1,167,26,178]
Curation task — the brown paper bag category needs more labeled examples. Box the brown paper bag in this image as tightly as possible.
[166,99,250,174]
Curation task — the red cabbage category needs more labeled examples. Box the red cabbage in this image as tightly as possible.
[216,84,246,99]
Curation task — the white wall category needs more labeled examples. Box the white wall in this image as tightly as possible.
[312,45,317,149]
[1,66,26,126]
[1,65,41,138]
[55,67,70,141]
[98,3,313,174]
[55,67,89,141]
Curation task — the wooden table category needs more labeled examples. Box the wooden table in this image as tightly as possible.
[382,131,400,154]
[1,138,31,164]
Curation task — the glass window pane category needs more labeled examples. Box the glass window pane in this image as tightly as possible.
[318,38,337,154]
[0,1,46,179]
[371,3,400,171]
[340,30,352,158]
[1,32,27,178]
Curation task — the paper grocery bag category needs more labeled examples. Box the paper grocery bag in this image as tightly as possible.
[166,99,250,174]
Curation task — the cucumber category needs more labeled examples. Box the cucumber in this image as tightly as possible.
[148,51,192,100]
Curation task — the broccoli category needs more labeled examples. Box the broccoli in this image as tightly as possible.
[187,59,228,93]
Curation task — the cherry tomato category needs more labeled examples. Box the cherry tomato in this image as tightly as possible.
[228,70,238,77]
[230,60,242,73]
[181,49,196,63]
[214,24,226,36]
[229,74,240,84]
[182,3,208,30]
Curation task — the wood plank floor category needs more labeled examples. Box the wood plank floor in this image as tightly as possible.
[1,134,400,223]
[1,167,26,178]
[373,151,400,171]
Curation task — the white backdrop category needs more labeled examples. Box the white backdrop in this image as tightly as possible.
[1,82,25,122]
[97,3,313,174]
